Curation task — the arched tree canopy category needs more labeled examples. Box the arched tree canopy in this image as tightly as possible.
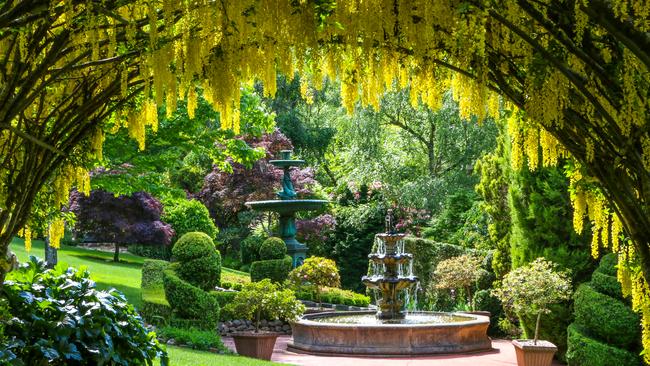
[1,0,649,354]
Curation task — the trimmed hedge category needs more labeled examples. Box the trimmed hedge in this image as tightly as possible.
[591,271,623,300]
[259,237,287,260]
[573,284,639,348]
[163,269,220,330]
[295,286,371,307]
[250,255,292,283]
[141,259,169,289]
[594,253,617,277]
[172,232,221,290]
[566,324,641,366]
[140,287,172,326]
[128,244,172,260]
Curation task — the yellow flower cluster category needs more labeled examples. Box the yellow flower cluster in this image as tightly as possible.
[48,218,65,249]
[20,225,32,252]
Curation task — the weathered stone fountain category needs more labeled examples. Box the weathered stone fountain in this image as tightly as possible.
[288,210,491,356]
[362,210,418,319]
[245,150,328,267]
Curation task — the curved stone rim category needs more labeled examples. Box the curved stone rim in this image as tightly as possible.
[293,310,489,328]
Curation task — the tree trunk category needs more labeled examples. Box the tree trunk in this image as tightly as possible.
[113,243,120,262]
[44,237,58,269]
[534,311,542,344]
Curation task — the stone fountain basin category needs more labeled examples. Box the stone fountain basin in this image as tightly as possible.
[245,199,328,214]
[288,311,491,356]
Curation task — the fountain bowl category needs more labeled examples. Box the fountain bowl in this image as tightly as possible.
[288,311,492,356]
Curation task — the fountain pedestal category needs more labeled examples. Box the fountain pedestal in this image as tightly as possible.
[245,150,328,268]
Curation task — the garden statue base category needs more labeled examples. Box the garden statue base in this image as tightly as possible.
[512,339,557,366]
[232,332,279,361]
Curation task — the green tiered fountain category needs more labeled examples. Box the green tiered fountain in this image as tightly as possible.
[245,150,328,267]
[362,209,418,319]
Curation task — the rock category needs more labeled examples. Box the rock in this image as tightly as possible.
[166,339,176,345]
[260,319,268,326]
[282,324,291,331]
[233,319,242,326]
[225,321,233,327]
[236,324,247,331]
[261,326,270,331]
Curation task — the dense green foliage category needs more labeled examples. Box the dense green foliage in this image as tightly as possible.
[172,232,221,290]
[473,289,504,335]
[258,237,287,260]
[250,256,292,284]
[163,200,219,244]
[213,291,238,321]
[567,255,641,366]
[294,286,371,307]
[142,259,170,288]
[566,324,641,366]
[0,257,167,366]
[573,284,639,348]
[240,235,264,265]
[434,254,485,310]
[157,326,225,352]
[128,244,172,261]
[162,269,220,330]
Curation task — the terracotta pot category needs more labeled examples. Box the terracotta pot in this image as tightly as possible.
[232,332,279,360]
[512,339,557,366]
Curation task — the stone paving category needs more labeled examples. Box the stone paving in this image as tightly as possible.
[223,335,566,366]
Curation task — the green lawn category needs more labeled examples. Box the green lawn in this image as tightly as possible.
[161,347,281,366]
[8,238,267,366]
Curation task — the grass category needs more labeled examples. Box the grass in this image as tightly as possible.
[9,237,279,366]
[160,346,280,366]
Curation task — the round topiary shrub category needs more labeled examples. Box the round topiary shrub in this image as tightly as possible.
[259,237,287,260]
[172,232,221,290]
[573,284,640,348]
[164,199,218,243]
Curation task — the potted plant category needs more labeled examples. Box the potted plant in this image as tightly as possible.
[435,254,487,314]
[494,258,572,366]
[227,279,305,360]
[289,256,340,309]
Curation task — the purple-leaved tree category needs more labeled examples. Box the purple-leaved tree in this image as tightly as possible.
[69,190,174,262]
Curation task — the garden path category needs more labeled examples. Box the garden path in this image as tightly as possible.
[223,336,565,365]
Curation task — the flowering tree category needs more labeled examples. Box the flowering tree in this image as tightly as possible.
[289,257,341,308]
[69,190,174,262]
[494,258,572,344]
[296,214,336,257]
[434,254,485,311]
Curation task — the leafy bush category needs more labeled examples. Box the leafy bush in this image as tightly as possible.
[172,232,221,290]
[494,258,572,343]
[163,199,218,242]
[259,237,287,260]
[0,257,167,365]
[128,244,172,260]
[591,271,623,300]
[289,257,340,307]
[573,284,639,348]
[140,289,172,325]
[250,255,293,283]
[158,326,225,351]
[240,235,264,264]
[163,269,220,330]
[142,259,170,289]
[435,254,484,310]
[226,279,305,331]
[566,324,641,366]
[473,289,504,335]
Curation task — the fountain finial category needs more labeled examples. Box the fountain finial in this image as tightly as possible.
[385,209,395,234]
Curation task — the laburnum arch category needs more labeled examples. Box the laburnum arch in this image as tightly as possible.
[1,0,649,357]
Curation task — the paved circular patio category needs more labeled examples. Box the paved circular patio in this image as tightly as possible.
[223,335,565,365]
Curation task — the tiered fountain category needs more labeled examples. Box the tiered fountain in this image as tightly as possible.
[289,211,492,356]
[362,210,418,319]
[245,150,328,267]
